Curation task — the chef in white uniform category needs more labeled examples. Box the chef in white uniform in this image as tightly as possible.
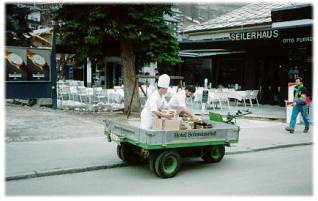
[168,85,199,121]
[140,74,173,129]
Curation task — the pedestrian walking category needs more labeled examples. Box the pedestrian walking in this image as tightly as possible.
[285,77,310,133]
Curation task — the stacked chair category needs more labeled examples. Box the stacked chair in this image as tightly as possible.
[56,80,124,112]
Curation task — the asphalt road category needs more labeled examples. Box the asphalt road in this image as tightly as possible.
[6,145,312,196]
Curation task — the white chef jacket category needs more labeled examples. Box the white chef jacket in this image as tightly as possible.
[168,90,186,111]
[140,90,168,129]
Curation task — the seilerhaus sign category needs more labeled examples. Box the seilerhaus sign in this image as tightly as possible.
[230,30,279,41]
[229,27,312,45]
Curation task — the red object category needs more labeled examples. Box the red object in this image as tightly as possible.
[287,82,296,102]
[301,94,311,105]
[288,82,296,87]
[286,101,294,106]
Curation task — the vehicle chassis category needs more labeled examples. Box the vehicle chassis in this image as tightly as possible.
[104,117,239,178]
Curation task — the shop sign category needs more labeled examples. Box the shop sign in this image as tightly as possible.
[230,30,279,41]
[5,47,51,82]
[282,36,312,44]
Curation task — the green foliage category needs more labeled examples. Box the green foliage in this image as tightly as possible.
[6,4,32,47]
[54,4,181,67]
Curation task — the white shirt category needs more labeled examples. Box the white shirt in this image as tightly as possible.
[140,90,168,129]
[168,90,186,111]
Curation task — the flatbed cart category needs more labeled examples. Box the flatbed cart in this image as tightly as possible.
[104,110,251,178]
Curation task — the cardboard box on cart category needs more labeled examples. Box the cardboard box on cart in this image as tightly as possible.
[152,117,180,130]
[164,119,181,130]
[152,117,163,130]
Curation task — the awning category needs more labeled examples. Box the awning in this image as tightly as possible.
[179,49,245,57]
[180,25,312,51]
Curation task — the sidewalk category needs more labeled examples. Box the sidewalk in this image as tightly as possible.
[5,104,314,180]
[190,104,286,121]
[190,102,313,123]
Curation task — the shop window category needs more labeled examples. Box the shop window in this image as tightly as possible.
[218,57,243,88]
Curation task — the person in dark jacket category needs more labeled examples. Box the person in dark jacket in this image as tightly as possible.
[285,77,310,133]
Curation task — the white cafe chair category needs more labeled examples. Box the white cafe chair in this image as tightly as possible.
[249,90,260,107]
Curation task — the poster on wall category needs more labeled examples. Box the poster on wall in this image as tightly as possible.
[5,46,51,82]
[27,49,50,81]
[5,47,28,81]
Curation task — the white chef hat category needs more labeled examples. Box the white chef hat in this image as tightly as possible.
[157,74,170,88]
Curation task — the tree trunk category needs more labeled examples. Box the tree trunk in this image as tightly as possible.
[120,42,141,114]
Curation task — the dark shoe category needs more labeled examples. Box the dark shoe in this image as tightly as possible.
[303,127,309,133]
[285,127,295,133]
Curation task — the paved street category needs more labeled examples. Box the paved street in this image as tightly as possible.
[6,146,313,196]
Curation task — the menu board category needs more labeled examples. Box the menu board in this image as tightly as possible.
[202,90,209,103]
[5,47,51,82]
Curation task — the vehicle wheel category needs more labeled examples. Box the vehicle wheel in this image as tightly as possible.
[118,143,141,165]
[116,145,124,161]
[149,152,159,175]
[154,150,181,178]
[201,145,225,163]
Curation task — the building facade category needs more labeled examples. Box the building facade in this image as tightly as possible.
[178,2,313,105]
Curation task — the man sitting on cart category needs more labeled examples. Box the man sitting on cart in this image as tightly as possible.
[168,85,199,121]
[140,74,174,129]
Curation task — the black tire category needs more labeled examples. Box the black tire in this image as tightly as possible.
[118,143,141,165]
[149,152,159,175]
[116,145,124,161]
[201,145,225,163]
[154,150,181,178]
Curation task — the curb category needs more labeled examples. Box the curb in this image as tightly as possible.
[6,163,127,182]
[5,142,312,182]
[227,142,313,155]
